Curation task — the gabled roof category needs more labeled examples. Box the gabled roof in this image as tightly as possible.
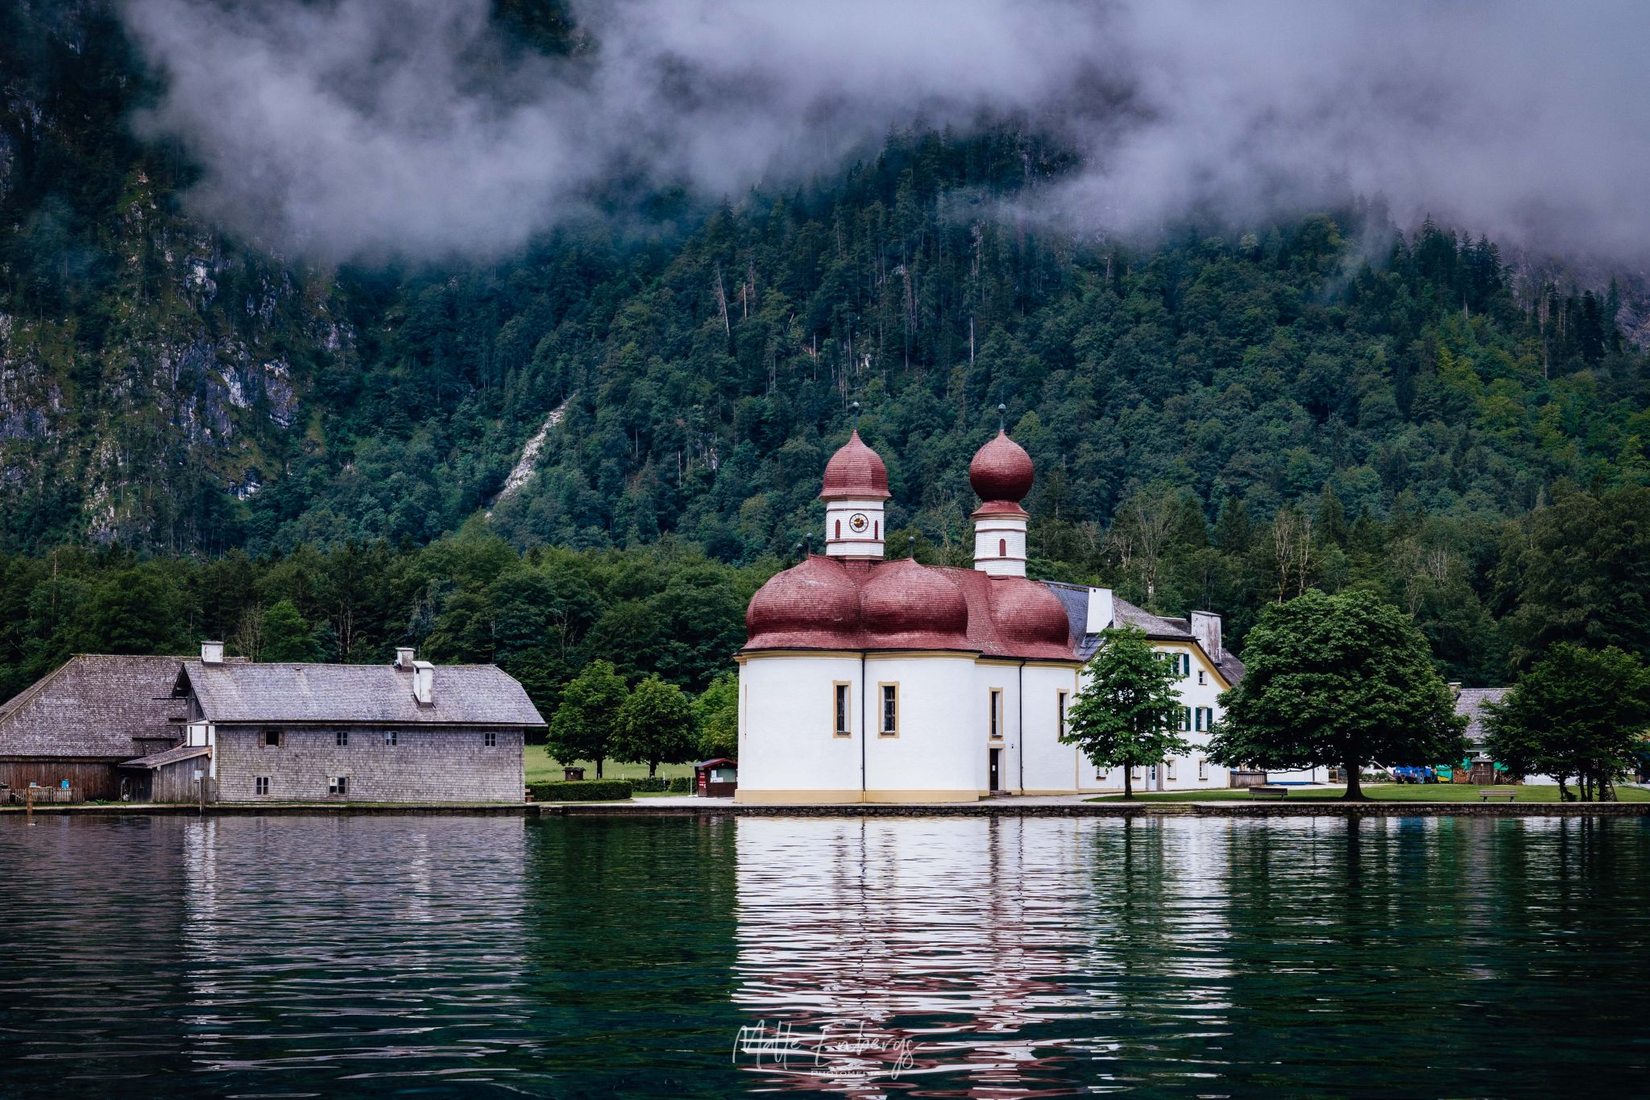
[1455,687,1508,745]
[177,661,545,727]
[1041,584,1244,685]
[0,655,190,758]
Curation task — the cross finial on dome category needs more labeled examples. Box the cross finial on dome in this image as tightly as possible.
[997,402,1006,432]
[851,400,861,429]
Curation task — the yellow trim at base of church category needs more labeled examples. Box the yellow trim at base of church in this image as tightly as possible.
[734,789,982,805]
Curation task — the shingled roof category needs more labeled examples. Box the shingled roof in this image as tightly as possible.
[1041,583,1244,684]
[0,655,191,758]
[177,661,545,727]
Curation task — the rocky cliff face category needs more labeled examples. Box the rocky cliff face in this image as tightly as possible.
[0,2,352,550]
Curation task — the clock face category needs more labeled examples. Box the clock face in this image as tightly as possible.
[848,512,870,534]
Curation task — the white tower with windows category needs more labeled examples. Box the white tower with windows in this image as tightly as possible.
[969,408,1034,578]
[820,425,889,560]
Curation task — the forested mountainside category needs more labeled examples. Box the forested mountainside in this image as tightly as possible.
[2,2,1648,713]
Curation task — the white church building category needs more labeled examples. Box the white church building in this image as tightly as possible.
[735,425,1250,803]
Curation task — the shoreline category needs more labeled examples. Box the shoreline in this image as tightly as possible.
[3,799,1648,818]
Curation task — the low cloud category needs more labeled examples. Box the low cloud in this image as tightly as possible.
[120,0,1650,266]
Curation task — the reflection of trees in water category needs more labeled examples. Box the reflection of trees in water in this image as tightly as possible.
[1068,817,1237,1090]
[1212,816,1650,1096]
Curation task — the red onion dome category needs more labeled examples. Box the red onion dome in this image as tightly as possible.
[990,578,1075,652]
[859,559,971,647]
[745,556,862,648]
[969,430,1034,504]
[821,430,891,501]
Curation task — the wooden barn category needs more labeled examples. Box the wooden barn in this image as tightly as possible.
[0,654,193,801]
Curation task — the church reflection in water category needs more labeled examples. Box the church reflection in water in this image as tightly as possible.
[730,815,1238,1096]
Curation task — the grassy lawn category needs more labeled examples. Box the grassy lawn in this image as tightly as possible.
[1093,783,1650,803]
[524,744,697,785]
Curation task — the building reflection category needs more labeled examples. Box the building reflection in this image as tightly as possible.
[177,816,534,1083]
[731,815,1238,1096]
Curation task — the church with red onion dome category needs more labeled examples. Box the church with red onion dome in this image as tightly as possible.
[735,410,1246,803]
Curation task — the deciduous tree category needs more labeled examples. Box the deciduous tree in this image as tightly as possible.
[1209,589,1466,800]
[1061,624,1188,798]
[614,673,697,778]
[1485,644,1650,801]
[549,660,628,777]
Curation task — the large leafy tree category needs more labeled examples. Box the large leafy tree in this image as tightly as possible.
[1485,644,1650,801]
[549,660,628,777]
[1209,589,1466,800]
[614,674,698,778]
[1061,624,1188,798]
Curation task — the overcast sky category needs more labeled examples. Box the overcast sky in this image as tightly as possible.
[119,0,1650,266]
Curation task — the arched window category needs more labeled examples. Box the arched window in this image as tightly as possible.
[999,538,1007,557]
[874,521,879,539]
[834,519,841,539]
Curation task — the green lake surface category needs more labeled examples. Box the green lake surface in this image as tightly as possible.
[1,814,1646,1097]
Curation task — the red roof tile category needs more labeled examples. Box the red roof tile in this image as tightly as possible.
[820,431,890,500]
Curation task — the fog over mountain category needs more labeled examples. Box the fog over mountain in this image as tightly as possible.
[121,0,1650,265]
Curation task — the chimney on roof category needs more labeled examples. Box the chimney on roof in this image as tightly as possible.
[1190,611,1223,663]
[1085,588,1115,635]
[1449,681,1463,699]
[201,640,224,665]
[411,660,435,706]
[394,646,416,670]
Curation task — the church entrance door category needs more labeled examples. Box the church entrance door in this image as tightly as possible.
[988,749,1001,793]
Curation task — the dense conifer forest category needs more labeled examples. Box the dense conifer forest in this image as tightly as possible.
[2,2,1648,720]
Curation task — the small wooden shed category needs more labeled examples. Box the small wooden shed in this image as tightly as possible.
[117,744,213,804]
[694,758,737,797]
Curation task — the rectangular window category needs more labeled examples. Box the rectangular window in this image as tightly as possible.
[336,730,349,747]
[1197,669,1207,685]
[879,683,899,737]
[989,688,1004,741]
[1166,759,1177,780]
[328,776,349,796]
[263,730,281,748]
[1057,691,1068,740]
[484,731,498,747]
[1181,707,1192,732]
[384,730,398,747]
[254,776,269,796]
[833,682,852,737]
[1131,766,1143,781]
[1198,758,1209,781]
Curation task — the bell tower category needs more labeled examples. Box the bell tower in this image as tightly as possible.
[969,405,1034,577]
[820,406,889,560]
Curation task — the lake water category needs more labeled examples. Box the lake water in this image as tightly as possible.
[1,813,1647,1097]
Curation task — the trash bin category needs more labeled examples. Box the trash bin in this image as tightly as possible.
[563,766,585,781]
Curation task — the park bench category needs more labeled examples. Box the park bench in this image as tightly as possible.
[1249,786,1289,799]
[1477,788,1517,802]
